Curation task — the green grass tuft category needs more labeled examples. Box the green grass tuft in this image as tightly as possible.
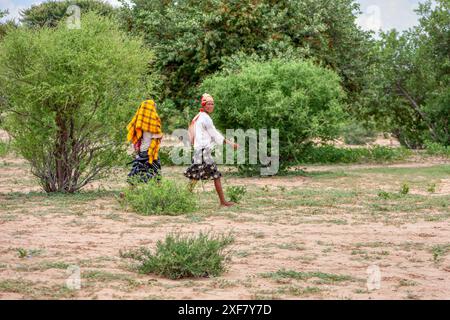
[226,186,247,203]
[261,269,354,283]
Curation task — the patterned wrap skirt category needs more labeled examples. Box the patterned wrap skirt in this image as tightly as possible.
[127,151,161,184]
[184,148,222,180]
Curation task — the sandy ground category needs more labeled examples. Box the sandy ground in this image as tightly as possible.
[0,150,449,300]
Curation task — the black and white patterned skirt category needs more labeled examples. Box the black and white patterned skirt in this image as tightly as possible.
[127,151,161,184]
[184,148,222,180]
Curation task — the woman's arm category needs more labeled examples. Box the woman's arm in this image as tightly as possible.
[204,117,239,149]
[224,139,239,150]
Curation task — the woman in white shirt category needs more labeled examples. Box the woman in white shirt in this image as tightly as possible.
[184,93,239,207]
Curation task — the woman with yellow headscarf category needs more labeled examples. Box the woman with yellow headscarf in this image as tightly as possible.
[126,99,163,183]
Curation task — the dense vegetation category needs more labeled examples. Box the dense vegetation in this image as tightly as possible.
[0,13,156,192]
[0,0,448,189]
[202,59,346,172]
[366,0,449,147]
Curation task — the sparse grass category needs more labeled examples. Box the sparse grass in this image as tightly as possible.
[0,157,448,299]
[427,183,437,193]
[15,248,43,259]
[278,285,322,296]
[431,244,450,263]
[0,279,33,294]
[40,261,70,269]
[275,242,305,250]
[82,270,138,287]
[398,279,418,287]
[0,279,77,298]
[121,232,234,280]
[261,269,355,284]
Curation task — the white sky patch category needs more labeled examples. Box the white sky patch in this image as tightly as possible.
[0,0,31,22]
[357,4,383,32]
[356,0,422,32]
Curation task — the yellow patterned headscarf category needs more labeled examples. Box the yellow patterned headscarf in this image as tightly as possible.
[126,100,162,163]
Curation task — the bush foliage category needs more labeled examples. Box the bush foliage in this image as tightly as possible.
[296,145,412,164]
[121,232,234,279]
[201,58,346,172]
[120,178,197,216]
[0,13,156,192]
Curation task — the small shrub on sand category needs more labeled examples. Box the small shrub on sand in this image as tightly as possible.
[121,232,234,279]
[400,183,410,195]
[226,186,247,203]
[120,178,197,216]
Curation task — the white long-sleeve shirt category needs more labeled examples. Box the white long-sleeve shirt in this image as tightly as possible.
[193,112,224,150]
[140,131,163,152]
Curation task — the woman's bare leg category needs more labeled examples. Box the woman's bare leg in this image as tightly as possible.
[214,178,234,207]
[188,180,198,192]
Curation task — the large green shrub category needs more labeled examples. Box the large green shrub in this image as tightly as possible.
[201,59,346,172]
[0,13,156,192]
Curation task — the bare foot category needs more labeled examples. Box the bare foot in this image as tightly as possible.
[220,201,235,207]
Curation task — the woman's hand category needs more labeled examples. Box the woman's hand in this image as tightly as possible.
[225,139,239,150]
[133,139,141,153]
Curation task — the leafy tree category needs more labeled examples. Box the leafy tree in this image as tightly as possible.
[368,0,449,147]
[0,13,157,193]
[201,59,346,173]
[123,0,374,111]
[20,0,116,28]
[0,9,7,19]
[0,10,16,40]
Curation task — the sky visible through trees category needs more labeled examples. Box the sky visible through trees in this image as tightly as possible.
[0,0,429,32]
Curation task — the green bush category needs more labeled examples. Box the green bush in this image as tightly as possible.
[294,145,411,164]
[158,146,176,166]
[201,59,346,173]
[424,141,450,157]
[157,144,412,167]
[226,186,247,203]
[157,99,191,134]
[400,183,410,195]
[121,232,234,279]
[0,141,10,157]
[120,178,197,216]
[0,13,156,192]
